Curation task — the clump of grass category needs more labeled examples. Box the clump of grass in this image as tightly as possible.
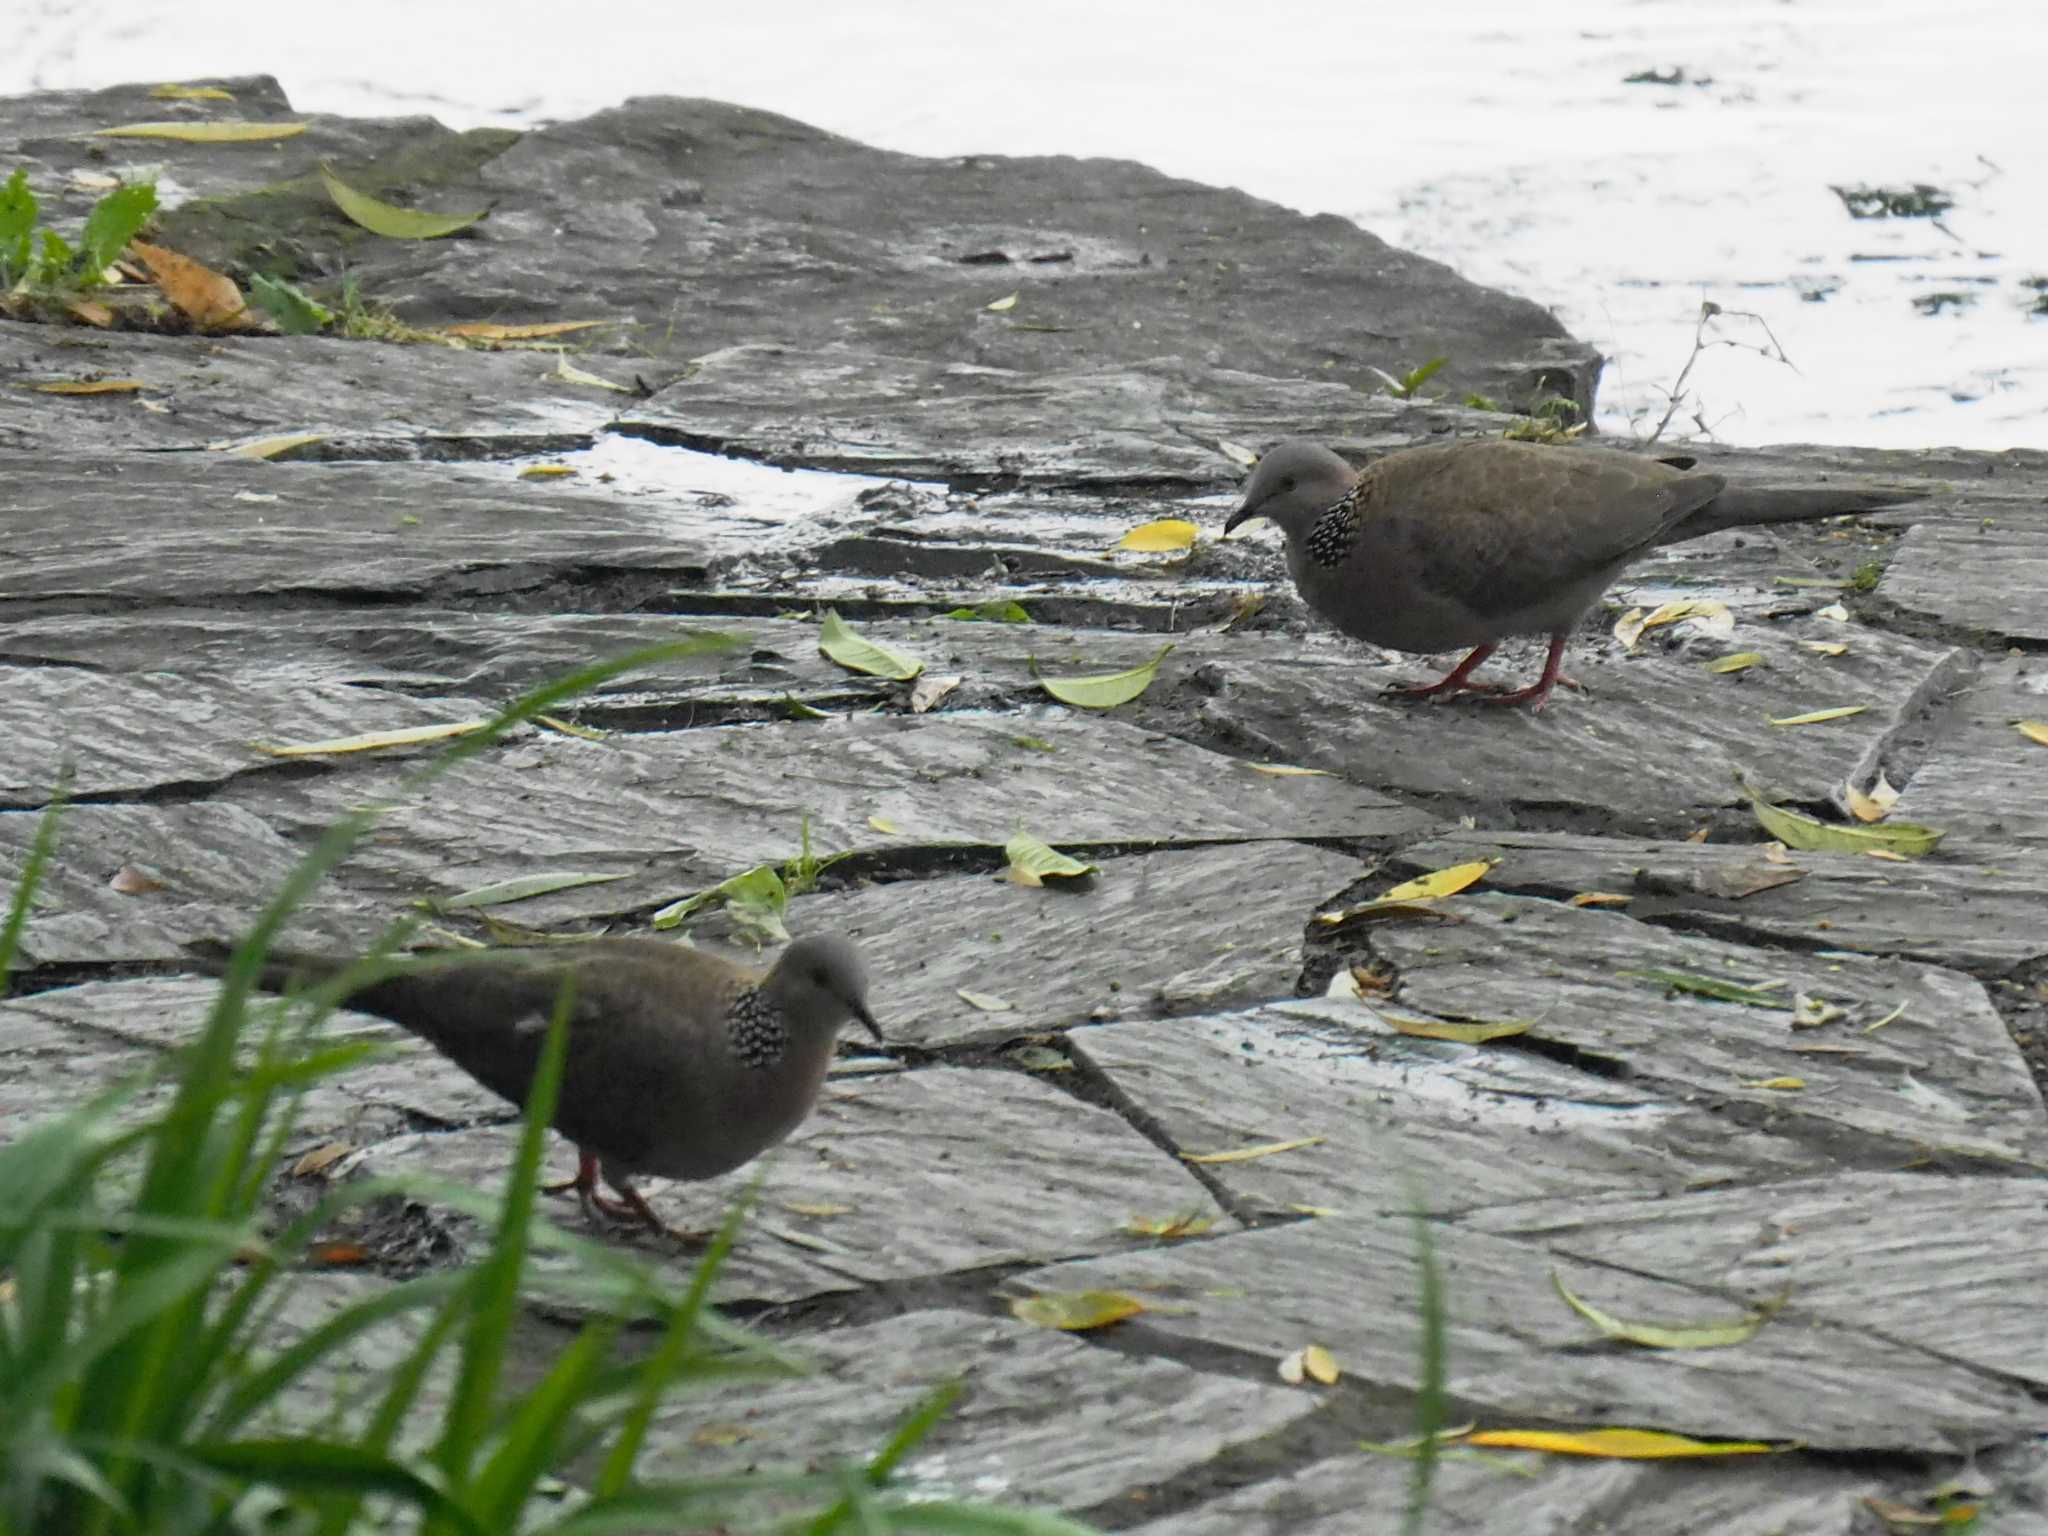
[0,167,157,313]
[0,640,1099,1535]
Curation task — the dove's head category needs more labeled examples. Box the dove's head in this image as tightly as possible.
[768,932,881,1042]
[1223,440,1359,540]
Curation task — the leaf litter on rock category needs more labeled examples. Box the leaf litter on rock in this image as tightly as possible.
[819,609,922,681]
[1034,643,1171,709]
[1004,832,1098,887]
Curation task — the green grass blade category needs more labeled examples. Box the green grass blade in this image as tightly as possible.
[0,785,64,992]
[204,1271,465,1439]
[430,975,573,1508]
[1401,1185,1448,1536]
[797,1381,962,1536]
[474,1318,620,1529]
[593,1186,756,1497]
[190,1440,486,1536]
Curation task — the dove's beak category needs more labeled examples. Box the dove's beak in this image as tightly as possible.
[852,1000,883,1042]
[1222,499,1261,537]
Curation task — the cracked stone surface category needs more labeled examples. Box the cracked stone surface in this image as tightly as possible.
[6,73,2048,1533]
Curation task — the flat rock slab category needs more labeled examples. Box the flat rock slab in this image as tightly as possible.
[0,452,742,615]
[0,668,486,805]
[208,708,1431,929]
[348,1065,1227,1305]
[0,325,613,454]
[0,803,377,966]
[626,347,1430,486]
[1151,615,1968,833]
[1892,656,2048,861]
[0,976,511,1139]
[1468,1170,2048,1390]
[1356,894,2045,1164]
[785,842,1361,1047]
[1882,520,2048,642]
[1071,896,2043,1221]
[1072,1000,1823,1221]
[1128,1448,1913,1536]
[1386,827,2048,975]
[1011,1217,2047,1451]
[640,1307,1315,1520]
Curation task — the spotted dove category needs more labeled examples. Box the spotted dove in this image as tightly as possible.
[196,933,879,1237]
[1224,438,1914,710]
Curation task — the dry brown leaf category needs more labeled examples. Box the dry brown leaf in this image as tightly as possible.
[1277,1344,1341,1385]
[108,864,165,895]
[1124,1210,1215,1239]
[64,299,117,328]
[1568,891,1631,908]
[1845,772,1900,823]
[910,674,961,713]
[307,1242,371,1267]
[291,1141,356,1178]
[129,240,253,330]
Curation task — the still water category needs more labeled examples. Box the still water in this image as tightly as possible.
[10,0,2044,450]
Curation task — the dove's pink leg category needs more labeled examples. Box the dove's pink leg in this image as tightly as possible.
[1482,632,1575,712]
[1384,642,1498,701]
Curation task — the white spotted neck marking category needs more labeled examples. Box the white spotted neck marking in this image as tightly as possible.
[727,989,788,1071]
[1302,480,1366,569]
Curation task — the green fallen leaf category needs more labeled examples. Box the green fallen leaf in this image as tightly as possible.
[650,864,788,945]
[248,272,332,335]
[319,165,485,240]
[1704,652,1763,675]
[1035,643,1172,709]
[1620,968,1790,1009]
[437,872,628,910]
[819,609,922,681]
[939,600,1032,623]
[1740,781,1944,857]
[1004,833,1098,887]
[1554,1271,1777,1349]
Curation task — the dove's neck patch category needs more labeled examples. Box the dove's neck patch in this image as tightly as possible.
[727,989,788,1070]
[1303,482,1366,568]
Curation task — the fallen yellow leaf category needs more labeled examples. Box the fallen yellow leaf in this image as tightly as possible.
[1010,1290,1145,1330]
[1769,705,1868,727]
[95,120,305,142]
[1568,891,1631,908]
[518,464,577,480]
[1742,1076,1806,1091]
[1466,1427,1773,1459]
[2016,720,2048,747]
[1845,772,1899,823]
[30,378,145,395]
[1377,1013,1532,1044]
[1802,640,1850,657]
[253,720,491,757]
[1551,1269,1778,1349]
[219,433,325,460]
[1182,1136,1324,1164]
[1377,859,1493,903]
[985,291,1020,312]
[868,815,903,835]
[1247,762,1333,778]
[1116,518,1198,553]
[442,319,615,340]
[1705,651,1763,674]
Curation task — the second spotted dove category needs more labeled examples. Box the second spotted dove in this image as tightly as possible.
[1224,437,1914,710]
